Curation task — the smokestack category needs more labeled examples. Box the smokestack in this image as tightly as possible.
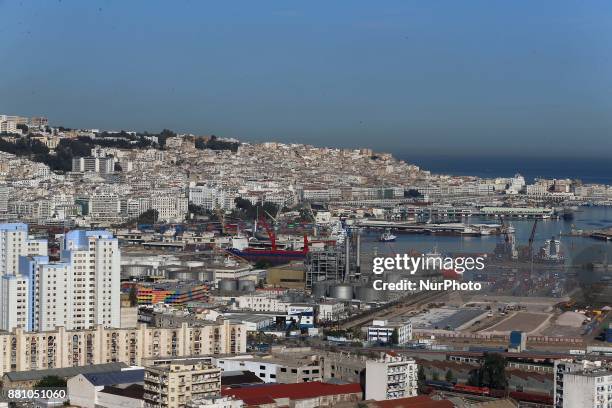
[345,235,350,281]
[356,229,361,277]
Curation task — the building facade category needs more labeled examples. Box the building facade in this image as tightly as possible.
[0,321,246,377]
[144,362,222,408]
[365,353,418,401]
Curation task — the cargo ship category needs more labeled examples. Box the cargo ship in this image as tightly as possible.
[227,217,309,265]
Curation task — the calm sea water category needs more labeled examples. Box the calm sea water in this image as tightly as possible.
[403,155,612,185]
[361,206,612,263]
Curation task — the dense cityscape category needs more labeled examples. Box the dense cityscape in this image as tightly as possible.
[0,113,609,408]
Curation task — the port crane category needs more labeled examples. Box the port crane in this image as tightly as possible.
[498,217,518,260]
[528,218,539,260]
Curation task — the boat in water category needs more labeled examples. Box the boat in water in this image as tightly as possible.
[379,229,397,242]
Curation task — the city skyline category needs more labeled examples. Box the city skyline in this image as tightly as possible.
[2,1,612,157]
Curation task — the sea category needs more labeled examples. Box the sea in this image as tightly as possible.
[361,206,612,262]
[403,155,612,185]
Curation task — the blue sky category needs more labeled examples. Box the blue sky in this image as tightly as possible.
[1,0,612,157]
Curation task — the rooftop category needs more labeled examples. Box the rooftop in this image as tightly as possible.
[100,384,145,400]
[3,362,128,382]
[82,369,144,386]
[222,381,362,405]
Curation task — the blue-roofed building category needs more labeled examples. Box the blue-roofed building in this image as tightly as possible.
[68,369,144,408]
[63,229,115,251]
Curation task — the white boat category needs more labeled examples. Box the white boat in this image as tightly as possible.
[379,230,397,242]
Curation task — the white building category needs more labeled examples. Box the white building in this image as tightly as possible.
[365,352,418,401]
[215,357,281,384]
[2,229,121,332]
[367,320,412,345]
[236,295,289,313]
[561,368,612,408]
[0,224,48,332]
[72,156,115,174]
[553,359,610,408]
[0,275,29,331]
[68,369,144,408]
[0,186,9,212]
[189,185,236,210]
[0,223,29,276]
[89,194,122,220]
[317,301,344,322]
[187,396,243,408]
[61,230,121,329]
[287,304,315,328]
[150,195,188,222]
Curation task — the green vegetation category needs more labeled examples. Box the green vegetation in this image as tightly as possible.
[128,286,139,307]
[35,375,67,388]
[0,134,152,172]
[233,198,279,221]
[390,328,399,345]
[137,209,159,224]
[445,368,456,383]
[254,259,272,269]
[468,352,508,390]
[194,135,239,152]
[417,366,426,384]
[0,129,239,174]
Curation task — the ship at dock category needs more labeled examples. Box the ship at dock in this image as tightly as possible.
[227,217,310,265]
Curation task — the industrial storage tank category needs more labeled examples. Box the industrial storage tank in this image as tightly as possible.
[355,286,381,303]
[218,279,238,292]
[311,281,329,298]
[167,269,194,281]
[197,271,214,282]
[121,264,149,279]
[238,279,256,292]
[329,283,354,300]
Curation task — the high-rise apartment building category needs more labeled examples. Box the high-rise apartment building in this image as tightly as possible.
[0,225,120,332]
[61,230,121,330]
[0,223,29,276]
[0,275,30,331]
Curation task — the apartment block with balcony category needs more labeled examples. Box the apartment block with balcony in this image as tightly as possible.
[144,362,222,408]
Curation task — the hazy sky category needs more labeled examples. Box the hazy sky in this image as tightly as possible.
[2,0,612,157]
